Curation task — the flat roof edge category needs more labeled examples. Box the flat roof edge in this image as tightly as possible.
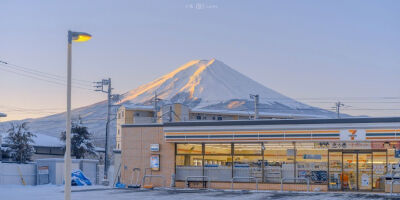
[163,117,400,127]
[122,123,164,128]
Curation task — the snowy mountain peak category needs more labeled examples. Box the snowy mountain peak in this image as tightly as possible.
[120,58,310,110]
[120,58,218,103]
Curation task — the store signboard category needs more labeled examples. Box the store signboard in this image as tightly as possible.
[391,141,400,150]
[371,142,385,149]
[150,144,160,152]
[395,150,400,158]
[361,174,370,187]
[303,154,322,160]
[340,129,366,141]
[328,142,371,149]
[150,154,160,171]
[286,149,295,156]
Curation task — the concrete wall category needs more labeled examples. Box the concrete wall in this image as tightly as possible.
[112,150,121,185]
[121,126,175,187]
[36,159,98,185]
[0,163,37,185]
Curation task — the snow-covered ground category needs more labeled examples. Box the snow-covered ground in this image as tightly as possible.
[1,185,400,200]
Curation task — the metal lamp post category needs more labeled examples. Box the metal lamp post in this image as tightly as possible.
[65,30,91,200]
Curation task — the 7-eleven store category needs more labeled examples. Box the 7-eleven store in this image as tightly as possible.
[120,117,400,192]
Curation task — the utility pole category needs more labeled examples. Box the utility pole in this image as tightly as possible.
[158,104,180,123]
[250,94,259,119]
[169,106,173,122]
[94,78,117,185]
[153,92,161,123]
[335,101,344,119]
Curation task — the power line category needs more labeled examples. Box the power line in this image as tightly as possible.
[0,60,92,84]
[0,105,62,110]
[0,64,93,91]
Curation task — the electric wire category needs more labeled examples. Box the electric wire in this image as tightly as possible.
[0,64,93,91]
[0,60,93,85]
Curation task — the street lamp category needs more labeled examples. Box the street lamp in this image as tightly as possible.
[65,30,91,200]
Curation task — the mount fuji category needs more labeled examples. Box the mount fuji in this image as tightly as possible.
[0,59,339,146]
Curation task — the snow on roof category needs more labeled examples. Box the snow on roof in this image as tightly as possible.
[190,108,327,119]
[122,104,153,111]
[1,132,64,147]
[121,104,326,119]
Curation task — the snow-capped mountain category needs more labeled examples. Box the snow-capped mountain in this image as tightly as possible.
[120,59,333,117]
[0,59,339,147]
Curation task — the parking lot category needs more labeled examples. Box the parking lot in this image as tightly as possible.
[3,185,400,200]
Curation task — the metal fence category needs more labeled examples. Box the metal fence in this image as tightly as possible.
[231,176,258,191]
[390,179,400,195]
[0,162,37,185]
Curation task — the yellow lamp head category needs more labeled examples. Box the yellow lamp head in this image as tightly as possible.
[68,31,92,43]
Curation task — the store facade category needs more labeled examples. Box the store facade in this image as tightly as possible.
[120,118,400,192]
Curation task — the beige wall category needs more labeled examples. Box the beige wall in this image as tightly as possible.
[116,108,136,150]
[121,126,175,187]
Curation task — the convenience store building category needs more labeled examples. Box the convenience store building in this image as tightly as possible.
[120,117,400,192]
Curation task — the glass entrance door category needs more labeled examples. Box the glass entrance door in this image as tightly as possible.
[372,151,387,191]
[342,153,357,191]
[358,153,372,190]
[328,150,386,191]
[328,151,342,190]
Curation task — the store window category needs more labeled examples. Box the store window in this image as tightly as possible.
[204,144,232,181]
[234,143,262,155]
[233,143,262,182]
[387,142,400,173]
[204,155,232,181]
[175,155,203,180]
[177,144,202,154]
[373,151,387,190]
[205,144,231,154]
[295,142,328,184]
[264,142,295,183]
[176,155,203,167]
[176,144,203,181]
[233,155,263,182]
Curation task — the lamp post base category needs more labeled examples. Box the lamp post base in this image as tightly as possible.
[101,179,110,186]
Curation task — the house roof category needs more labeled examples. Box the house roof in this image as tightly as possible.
[1,133,64,147]
[120,104,323,119]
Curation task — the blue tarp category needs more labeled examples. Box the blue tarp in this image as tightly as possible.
[71,170,92,186]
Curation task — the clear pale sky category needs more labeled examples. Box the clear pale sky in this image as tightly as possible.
[0,0,399,121]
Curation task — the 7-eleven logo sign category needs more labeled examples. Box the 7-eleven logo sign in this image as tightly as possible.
[340,129,366,141]
[349,129,357,140]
